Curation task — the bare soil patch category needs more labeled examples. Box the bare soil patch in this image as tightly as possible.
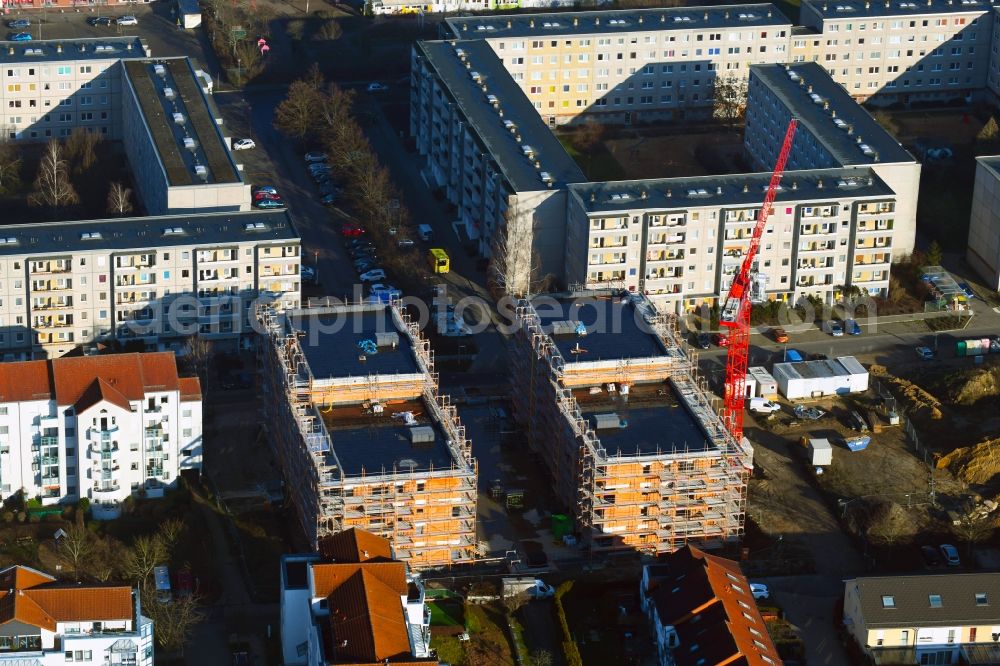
[603,128,746,180]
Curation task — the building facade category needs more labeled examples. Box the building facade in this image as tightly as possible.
[280,528,436,666]
[0,352,201,518]
[258,303,478,569]
[442,5,793,125]
[844,573,1000,665]
[966,155,1000,288]
[0,210,299,359]
[509,292,751,555]
[0,565,154,665]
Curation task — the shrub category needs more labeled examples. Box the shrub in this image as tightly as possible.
[1,511,13,523]
[28,514,40,524]
[44,513,62,523]
[77,498,90,514]
[16,511,25,523]
[553,581,583,666]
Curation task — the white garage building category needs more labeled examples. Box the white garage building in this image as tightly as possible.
[772,356,868,400]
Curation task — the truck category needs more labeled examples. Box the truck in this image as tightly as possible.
[501,577,555,600]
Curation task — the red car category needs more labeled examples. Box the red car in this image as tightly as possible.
[253,192,282,202]
[714,332,730,347]
[340,224,365,237]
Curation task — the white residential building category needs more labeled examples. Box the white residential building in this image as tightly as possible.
[0,352,202,519]
[0,564,154,665]
[967,155,1000,288]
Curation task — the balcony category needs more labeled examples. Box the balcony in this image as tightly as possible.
[31,280,71,292]
[32,298,72,310]
[30,261,70,274]
[92,482,120,494]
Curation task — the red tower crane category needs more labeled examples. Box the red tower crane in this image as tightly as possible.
[719,119,797,443]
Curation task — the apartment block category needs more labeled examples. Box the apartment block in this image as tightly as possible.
[0,210,299,359]
[640,547,781,666]
[122,58,249,215]
[966,155,1000,288]
[442,4,793,125]
[373,0,582,16]
[844,573,1000,665]
[257,303,477,569]
[799,0,993,105]
[509,291,750,555]
[745,62,919,264]
[411,39,584,290]
[280,528,437,666]
[0,352,201,518]
[0,37,149,142]
[0,564,154,665]
[565,168,898,310]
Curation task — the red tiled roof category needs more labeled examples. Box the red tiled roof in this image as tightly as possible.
[0,352,189,408]
[178,377,202,402]
[647,546,781,666]
[0,566,132,632]
[74,377,133,414]
[311,562,407,600]
[318,528,393,563]
[326,569,412,664]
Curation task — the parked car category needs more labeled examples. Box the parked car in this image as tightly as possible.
[359,269,386,282]
[7,19,30,29]
[340,224,365,238]
[749,583,770,600]
[367,81,388,93]
[232,138,255,150]
[116,15,138,25]
[959,282,975,299]
[916,346,935,360]
[749,398,780,414]
[8,32,31,41]
[308,163,332,174]
[526,580,556,600]
[253,194,282,203]
[773,327,789,343]
[844,319,862,335]
[300,266,316,281]
[318,182,339,197]
[921,545,942,567]
[785,349,804,362]
[304,152,328,163]
[87,16,112,26]
[346,239,373,250]
[354,258,378,271]
[397,238,415,248]
[320,193,337,206]
[253,185,278,195]
[696,333,711,350]
[940,543,961,566]
[368,284,402,303]
[714,332,730,348]
[823,320,844,337]
[254,198,285,209]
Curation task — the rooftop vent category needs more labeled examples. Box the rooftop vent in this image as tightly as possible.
[244,221,267,231]
[163,87,176,100]
[454,47,466,59]
[540,171,554,185]
[593,413,626,430]
[409,426,435,444]
[486,93,498,106]
[860,144,875,156]
[24,47,43,56]
[609,192,631,201]
[80,231,103,241]
[376,332,400,348]
[183,137,197,152]
[687,188,710,197]
[172,112,186,125]
[154,63,166,78]
[194,164,208,182]
[0,237,17,245]
[521,144,535,158]
[502,119,517,133]
[162,227,185,236]
[549,320,582,336]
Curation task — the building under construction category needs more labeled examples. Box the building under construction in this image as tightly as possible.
[510,290,751,555]
[258,302,478,569]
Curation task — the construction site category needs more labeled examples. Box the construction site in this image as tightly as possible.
[257,302,478,569]
[509,291,751,555]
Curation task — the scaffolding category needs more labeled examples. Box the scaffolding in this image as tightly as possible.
[509,290,750,556]
[256,302,477,569]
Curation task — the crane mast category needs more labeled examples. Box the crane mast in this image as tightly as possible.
[719,119,797,442]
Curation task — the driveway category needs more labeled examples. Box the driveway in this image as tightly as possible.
[766,575,853,666]
[519,600,566,666]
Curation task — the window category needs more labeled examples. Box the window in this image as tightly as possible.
[976,592,988,605]
[57,66,71,75]
[928,594,942,608]
[881,595,895,608]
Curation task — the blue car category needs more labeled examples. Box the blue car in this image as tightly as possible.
[7,19,29,29]
[844,318,862,335]
[958,282,975,299]
[254,198,285,209]
[9,32,31,41]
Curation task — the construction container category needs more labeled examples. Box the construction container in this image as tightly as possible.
[806,438,833,466]
[551,514,571,539]
[843,435,871,452]
[748,367,778,399]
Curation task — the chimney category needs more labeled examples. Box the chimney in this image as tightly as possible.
[529,19,534,27]
[768,8,773,15]
[595,16,600,24]
[831,109,837,118]
[56,44,63,53]
[590,192,596,202]
[667,189,672,198]
[847,124,854,135]
[716,186,723,195]
[660,14,665,22]
[791,181,798,190]
[704,11,709,19]
[126,42,132,50]
[507,20,512,28]
[639,15,643,23]
[817,178,824,188]
[462,23,467,31]
[808,84,813,93]
[865,0,870,7]
[641,190,648,199]
[867,176,874,185]
[534,160,541,169]
[573,17,578,25]
[743,184,749,193]
[725,11,730,18]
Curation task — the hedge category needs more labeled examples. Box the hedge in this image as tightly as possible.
[554,581,584,666]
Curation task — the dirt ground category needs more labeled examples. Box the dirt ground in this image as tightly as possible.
[887,108,986,144]
[603,128,746,180]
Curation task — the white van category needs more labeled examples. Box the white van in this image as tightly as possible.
[417,224,433,242]
[749,398,780,414]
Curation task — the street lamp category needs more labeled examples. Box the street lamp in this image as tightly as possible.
[237,58,242,86]
[314,251,319,285]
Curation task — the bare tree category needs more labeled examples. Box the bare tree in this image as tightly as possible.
[59,523,94,580]
[502,590,529,614]
[157,517,185,552]
[273,80,321,140]
[575,122,605,175]
[711,74,749,126]
[28,140,79,210]
[952,500,995,557]
[64,127,101,175]
[489,197,535,298]
[0,139,22,196]
[531,649,554,666]
[123,534,167,585]
[140,582,202,653]
[185,335,212,390]
[88,536,128,583]
[864,499,913,547]
[106,181,133,217]
[317,84,356,140]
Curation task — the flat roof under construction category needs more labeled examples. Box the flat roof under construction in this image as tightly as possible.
[291,308,419,381]
[531,295,666,363]
[576,385,712,457]
[321,402,457,475]
[772,355,866,381]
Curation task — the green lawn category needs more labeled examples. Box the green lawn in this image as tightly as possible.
[430,636,465,664]
[428,599,465,627]
[556,134,628,181]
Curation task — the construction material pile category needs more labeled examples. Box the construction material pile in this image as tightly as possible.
[869,364,943,421]
[937,438,1000,488]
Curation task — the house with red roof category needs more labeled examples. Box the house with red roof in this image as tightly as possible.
[0,564,155,666]
[0,352,202,518]
[280,528,438,666]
